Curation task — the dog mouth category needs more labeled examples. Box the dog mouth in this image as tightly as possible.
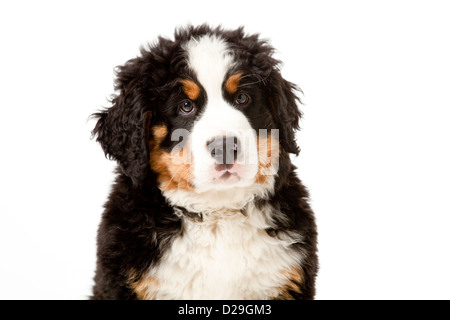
[213,170,240,184]
[220,171,238,179]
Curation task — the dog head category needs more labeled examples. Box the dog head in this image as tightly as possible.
[92,25,302,201]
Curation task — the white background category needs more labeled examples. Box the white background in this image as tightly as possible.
[1,0,449,300]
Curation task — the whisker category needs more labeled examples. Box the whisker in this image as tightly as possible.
[176,166,193,192]
[162,165,185,192]
[238,71,272,88]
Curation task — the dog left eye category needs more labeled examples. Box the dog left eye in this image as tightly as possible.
[235,93,251,106]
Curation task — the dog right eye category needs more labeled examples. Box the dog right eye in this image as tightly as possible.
[179,100,196,115]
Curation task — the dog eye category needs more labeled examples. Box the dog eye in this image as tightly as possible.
[235,93,251,106]
[179,100,196,114]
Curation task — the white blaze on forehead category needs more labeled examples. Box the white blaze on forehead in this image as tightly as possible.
[183,34,248,133]
[183,35,235,98]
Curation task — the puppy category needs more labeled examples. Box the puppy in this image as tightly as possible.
[91,25,318,300]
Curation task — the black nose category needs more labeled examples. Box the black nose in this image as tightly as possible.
[207,136,241,167]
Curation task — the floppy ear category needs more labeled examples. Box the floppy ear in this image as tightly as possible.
[91,58,152,187]
[268,70,302,155]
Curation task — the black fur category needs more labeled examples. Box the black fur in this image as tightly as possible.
[91,25,318,300]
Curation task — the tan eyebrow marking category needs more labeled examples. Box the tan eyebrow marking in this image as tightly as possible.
[225,72,244,94]
[179,79,200,100]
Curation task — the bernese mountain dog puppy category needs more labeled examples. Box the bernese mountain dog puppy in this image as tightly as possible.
[91,25,318,300]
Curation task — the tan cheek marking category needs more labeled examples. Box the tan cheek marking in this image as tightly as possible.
[255,133,280,184]
[274,267,304,300]
[152,125,168,142]
[179,79,200,100]
[225,72,244,94]
[149,125,194,191]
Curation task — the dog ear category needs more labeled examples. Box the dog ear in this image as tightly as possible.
[268,70,302,155]
[91,57,153,187]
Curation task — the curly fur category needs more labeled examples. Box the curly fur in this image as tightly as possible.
[91,25,318,300]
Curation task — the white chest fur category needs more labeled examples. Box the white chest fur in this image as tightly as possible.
[143,203,302,300]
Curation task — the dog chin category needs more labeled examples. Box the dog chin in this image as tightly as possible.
[192,163,259,193]
[162,177,273,213]
[193,175,255,193]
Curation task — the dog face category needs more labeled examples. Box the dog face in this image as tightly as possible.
[92,25,301,201]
